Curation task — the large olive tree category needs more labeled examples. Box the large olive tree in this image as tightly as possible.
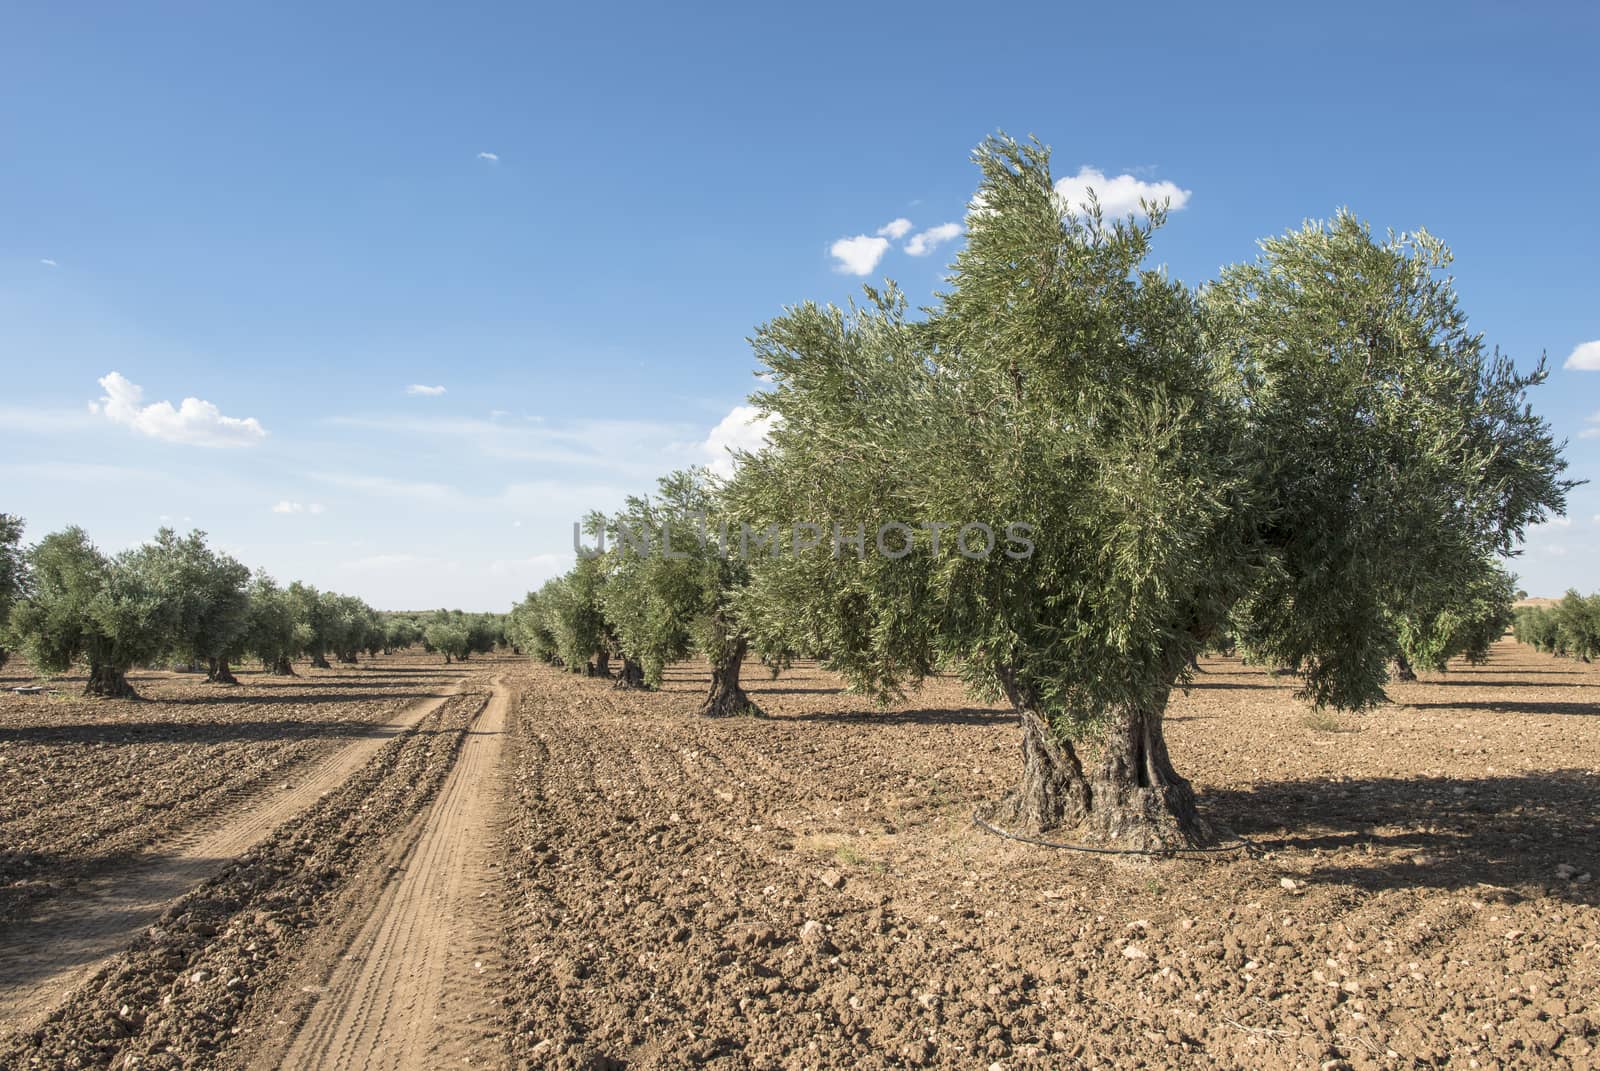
[730,136,1569,850]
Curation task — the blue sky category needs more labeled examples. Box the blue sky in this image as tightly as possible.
[2,1,1596,609]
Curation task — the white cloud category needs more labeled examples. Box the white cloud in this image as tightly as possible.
[1564,340,1600,371]
[272,501,325,515]
[477,151,499,162]
[90,371,267,447]
[703,404,779,477]
[406,384,447,396]
[1052,166,1192,219]
[830,235,890,276]
[877,218,913,240]
[40,258,57,267]
[905,222,962,256]
[1582,411,1600,439]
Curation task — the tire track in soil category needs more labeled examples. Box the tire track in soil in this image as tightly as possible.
[0,671,484,1031]
[268,674,513,1071]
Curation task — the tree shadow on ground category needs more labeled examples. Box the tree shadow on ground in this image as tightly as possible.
[1401,700,1598,716]
[1414,678,1589,688]
[746,686,846,696]
[782,706,1013,726]
[0,717,436,746]
[153,690,447,707]
[1203,770,1600,901]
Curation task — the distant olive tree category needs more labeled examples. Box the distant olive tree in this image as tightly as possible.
[0,513,27,671]
[133,528,252,683]
[729,135,1570,849]
[288,582,333,669]
[423,614,470,663]
[246,572,301,675]
[599,471,712,690]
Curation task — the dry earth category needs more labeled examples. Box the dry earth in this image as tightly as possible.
[1,640,1596,1070]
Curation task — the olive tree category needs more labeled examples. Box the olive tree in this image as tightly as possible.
[730,136,1569,849]
[542,554,613,676]
[423,611,471,663]
[9,527,172,698]
[598,471,713,690]
[246,572,302,674]
[133,529,252,683]
[0,513,26,671]
[288,582,333,668]
[507,590,559,663]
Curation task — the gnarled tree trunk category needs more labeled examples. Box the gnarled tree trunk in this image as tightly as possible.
[1082,699,1213,850]
[615,657,646,689]
[271,655,296,676]
[1393,653,1417,682]
[983,670,1216,851]
[85,662,139,699]
[701,637,761,717]
[207,657,239,685]
[592,650,611,679]
[310,650,331,669]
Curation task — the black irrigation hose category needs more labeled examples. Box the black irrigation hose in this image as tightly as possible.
[972,808,1259,857]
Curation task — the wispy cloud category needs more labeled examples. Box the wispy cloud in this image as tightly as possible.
[40,258,57,267]
[830,235,890,276]
[406,384,447,397]
[1053,166,1192,219]
[90,371,267,447]
[904,222,962,256]
[877,218,913,240]
[1581,411,1600,439]
[1564,340,1600,371]
[477,151,499,162]
[272,500,326,515]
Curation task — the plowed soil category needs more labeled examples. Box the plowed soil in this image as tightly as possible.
[2,640,1597,1070]
[499,641,1599,1070]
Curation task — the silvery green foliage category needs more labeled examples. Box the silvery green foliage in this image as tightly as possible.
[10,526,172,681]
[245,571,300,667]
[127,528,252,668]
[598,470,722,687]
[730,134,1570,737]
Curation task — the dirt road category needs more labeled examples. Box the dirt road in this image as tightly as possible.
[0,669,478,1030]
[266,675,512,1071]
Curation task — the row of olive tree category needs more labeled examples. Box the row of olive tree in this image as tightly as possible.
[418,608,504,663]
[0,519,400,698]
[1512,593,1600,662]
